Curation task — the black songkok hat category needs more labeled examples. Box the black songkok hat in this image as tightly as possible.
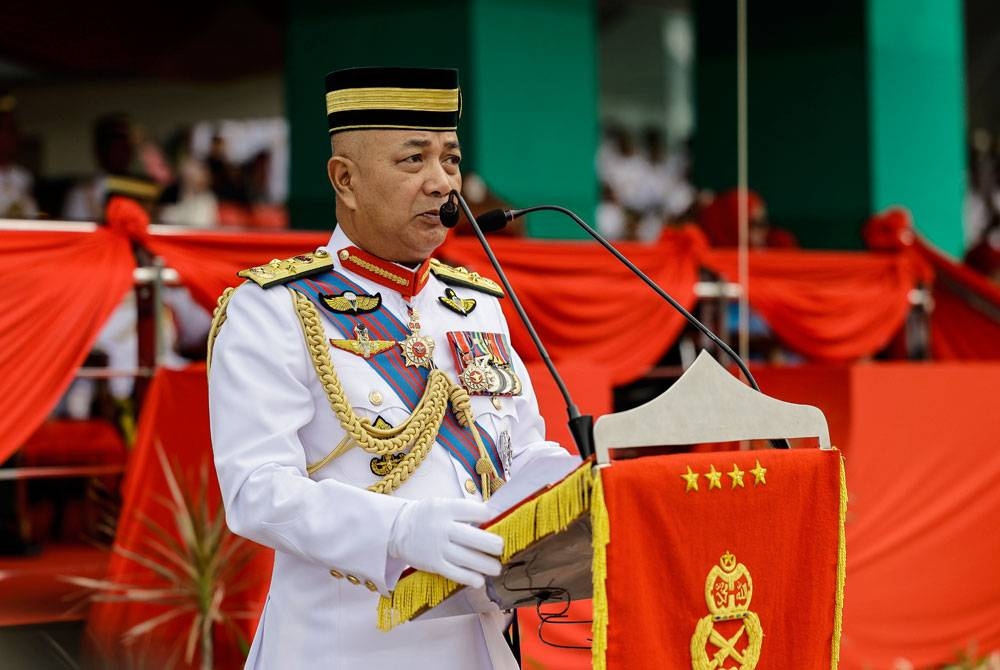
[324,66,461,135]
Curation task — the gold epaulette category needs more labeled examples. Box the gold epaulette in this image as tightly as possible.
[238,249,334,289]
[428,258,504,298]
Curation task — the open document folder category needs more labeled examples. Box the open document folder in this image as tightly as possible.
[377,453,595,630]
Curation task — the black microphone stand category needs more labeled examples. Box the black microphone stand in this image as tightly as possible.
[449,192,595,461]
[483,205,789,450]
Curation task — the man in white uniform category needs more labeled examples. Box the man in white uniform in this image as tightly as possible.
[208,67,569,669]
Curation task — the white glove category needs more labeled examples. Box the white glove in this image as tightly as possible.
[388,498,504,588]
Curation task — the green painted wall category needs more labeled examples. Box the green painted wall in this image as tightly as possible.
[868,0,966,257]
[285,0,597,238]
[285,0,472,230]
[694,1,966,252]
[469,0,597,238]
[694,2,871,249]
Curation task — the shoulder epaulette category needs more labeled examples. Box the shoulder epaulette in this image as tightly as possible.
[428,258,504,298]
[238,249,334,288]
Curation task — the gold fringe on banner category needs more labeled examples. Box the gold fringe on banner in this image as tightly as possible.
[590,471,610,670]
[377,461,596,631]
[831,452,848,668]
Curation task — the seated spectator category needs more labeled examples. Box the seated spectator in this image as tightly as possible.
[62,113,139,221]
[0,94,39,218]
[698,188,798,248]
[965,209,1000,285]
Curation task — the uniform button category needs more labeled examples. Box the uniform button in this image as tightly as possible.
[464,478,477,494]
[369,391,383,406]
[315,248,330,258]
[491,396,503,410]
[346,574,361,585]
[329,569,344,579]
[365,579,378,592]
[339,249,350,260]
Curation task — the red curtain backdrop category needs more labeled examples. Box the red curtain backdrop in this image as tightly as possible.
[703,249,933,361]
[0,228,135,465]
[86,366,272,668]
[913,239,1000,360]
[600,449,844,669]
[752,362,1000,668]
[85,362,609,667]
[144,227,327,311]
[438,227,705,386]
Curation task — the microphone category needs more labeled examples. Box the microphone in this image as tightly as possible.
[449,190,595,460]
[439,192,511,233]
[477,205,788,449]
[439,192,460,228]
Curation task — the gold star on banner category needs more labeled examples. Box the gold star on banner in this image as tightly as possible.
[705,465,722,490]
[681,466,700,492]
[751,459,767,486]
[728,464,745,488]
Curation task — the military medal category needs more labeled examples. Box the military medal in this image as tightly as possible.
[447,331,522,396]
[329,324,395,359]
[499,430,513,481]
[460,355,496,393]
[400,306,435,368]
[438,288,476,316]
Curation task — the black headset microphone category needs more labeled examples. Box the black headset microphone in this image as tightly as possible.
[438,191,596,460]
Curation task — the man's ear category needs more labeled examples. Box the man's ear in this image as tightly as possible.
[327,156,358,211]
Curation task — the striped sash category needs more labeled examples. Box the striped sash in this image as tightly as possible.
[289,270,503,491]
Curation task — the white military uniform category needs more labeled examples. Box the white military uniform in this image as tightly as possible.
[209,226,568,669]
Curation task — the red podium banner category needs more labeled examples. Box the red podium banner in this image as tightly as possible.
[594,449,846,669]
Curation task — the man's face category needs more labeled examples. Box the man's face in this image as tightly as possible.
[333,130,462,264]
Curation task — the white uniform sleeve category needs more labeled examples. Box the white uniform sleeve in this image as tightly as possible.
[208,284,407,592]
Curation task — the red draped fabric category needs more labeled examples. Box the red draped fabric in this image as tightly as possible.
[0,228,135,464]
[87,365,272,668]
[752,363,1000,669]
[913,239,1000,360]
[438,227,704,386]
[703,249,933,361]
[145,227,327,311]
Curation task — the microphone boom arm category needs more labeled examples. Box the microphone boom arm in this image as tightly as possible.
[450,194,595,459]
[508,205,762,393]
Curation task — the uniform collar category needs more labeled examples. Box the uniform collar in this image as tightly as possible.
[326,227,432,300]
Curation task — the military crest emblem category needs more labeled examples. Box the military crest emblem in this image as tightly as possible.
[690,551,763,670]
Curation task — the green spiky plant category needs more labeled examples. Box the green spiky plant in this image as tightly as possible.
[64,443,260,669]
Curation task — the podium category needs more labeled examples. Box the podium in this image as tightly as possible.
[380,352,846,669]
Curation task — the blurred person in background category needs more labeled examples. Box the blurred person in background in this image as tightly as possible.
[159,157,220,228]
[698,188,798,249]
[207,133,247,204]
[965,207,1000,285]
[964,128,1000,251]
[0,94,39,218]
[451,171,524,237]
[62,113,138,221]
